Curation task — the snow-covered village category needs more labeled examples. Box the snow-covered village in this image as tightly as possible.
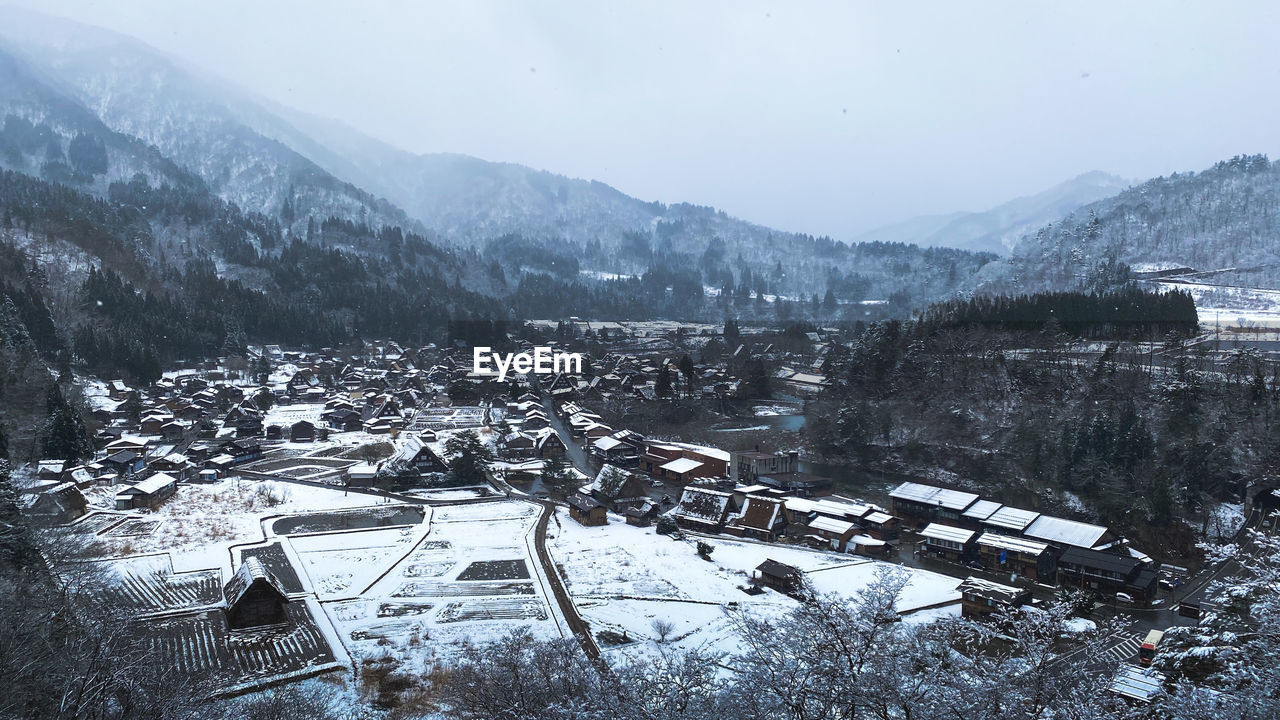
[3,3,1280,719]
[5,327,1276,718]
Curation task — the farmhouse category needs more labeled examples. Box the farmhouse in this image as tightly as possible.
[567,493,608,526]
[588,465,650,512]
[725,495,786,541]
[115,472,178,510]
[27,482,89,523]
[753,559,803,593]
[289,420,316,443]
[670,487,734,533]
[223,557,290,630]
[805,515,857,552]
[958,576,1032,619]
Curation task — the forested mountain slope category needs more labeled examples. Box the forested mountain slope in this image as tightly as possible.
[855,171,1129,256]
[977,155,1280,293]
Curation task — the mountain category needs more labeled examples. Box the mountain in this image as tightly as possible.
[854,171,1131,256]
[0,5,415,234]
[974,154,1280,295]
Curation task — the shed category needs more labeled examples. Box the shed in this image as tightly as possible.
[754,559,802,593]
[223,557,289,629]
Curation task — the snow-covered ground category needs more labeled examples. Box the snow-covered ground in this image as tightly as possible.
[546,510,961,663]
[319,499,564,669]
[81,479,389,573]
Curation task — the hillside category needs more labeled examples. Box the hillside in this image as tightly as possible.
[976,155,1280,298]
[0,6,415,234]
[855,171,1130,256]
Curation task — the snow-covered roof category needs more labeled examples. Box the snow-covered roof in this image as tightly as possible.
[976,532,1048,555]
[962,499,1002,520]
[889,482,979,511]
[957,576,1027,604]
[920,523,975,544]
[119,472,177,495]
[660,457,705,475]
[812,499,872,519]
[1023,515,1110,548]
[984,506,1040,531]
[863,511,894,525]
[1108,665,1164,702]
[808,516,855,535]
[592,436,626,451]
[223,557,288,607]
[672,487,731,523]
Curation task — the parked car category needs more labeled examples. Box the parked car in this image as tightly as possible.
[1114,592,1135,604]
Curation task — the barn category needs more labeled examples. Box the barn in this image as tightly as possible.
[223,557,290,630]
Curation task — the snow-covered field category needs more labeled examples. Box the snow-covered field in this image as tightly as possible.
[319,499,564,668]
[547,510,961,663]
[82,479,391,573]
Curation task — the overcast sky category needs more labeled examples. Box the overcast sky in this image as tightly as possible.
[9,0,1280,238]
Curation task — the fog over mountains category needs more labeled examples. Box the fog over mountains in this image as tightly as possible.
[854,171,1131,256]
[3,4,1280,326]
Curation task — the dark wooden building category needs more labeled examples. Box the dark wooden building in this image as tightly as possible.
[754,559,802,593]
[223,557,290,630]
[568,493,608,526]
[958,576,1033,619]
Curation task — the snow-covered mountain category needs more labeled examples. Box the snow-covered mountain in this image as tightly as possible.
[855,171,1131,256]
[0,5,414,234]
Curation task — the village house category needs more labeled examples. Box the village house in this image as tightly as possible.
[534,427,567,458]
[587,465,650,513]
[669,487,734,533]
[289,420,316,443]
[889,482,981,528]
[919,522,978,562]
[753,559,803,594]
[975,532,1057,582]
[725,495,787,541]
[100,450,145,481]
[223,557,290,630]
[27,482,89,523]
[805,515,858,552]
[624,500,660,527]
[958,576,1033,619]
[567,492,608,526]
[729,449,799,483]
[115,472,178,510]
[1056,546,1160,605]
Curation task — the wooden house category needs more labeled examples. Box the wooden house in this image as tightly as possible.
[289,420,316,443]
[975,532,1056,582]
[754,559,802,593]
[568,493,608,526]
[889,482,980,528]
[588,465,650,512]
[28,482,88,523]
[725,495,787,541]
[958,576,1032,619]
[115,472,178,510]
[1057,546,1159,605]
[670,487,733,533]
[919,523,977,562]
[223,557,289,630]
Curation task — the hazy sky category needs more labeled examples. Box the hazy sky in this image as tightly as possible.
[10,0,1280,238]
